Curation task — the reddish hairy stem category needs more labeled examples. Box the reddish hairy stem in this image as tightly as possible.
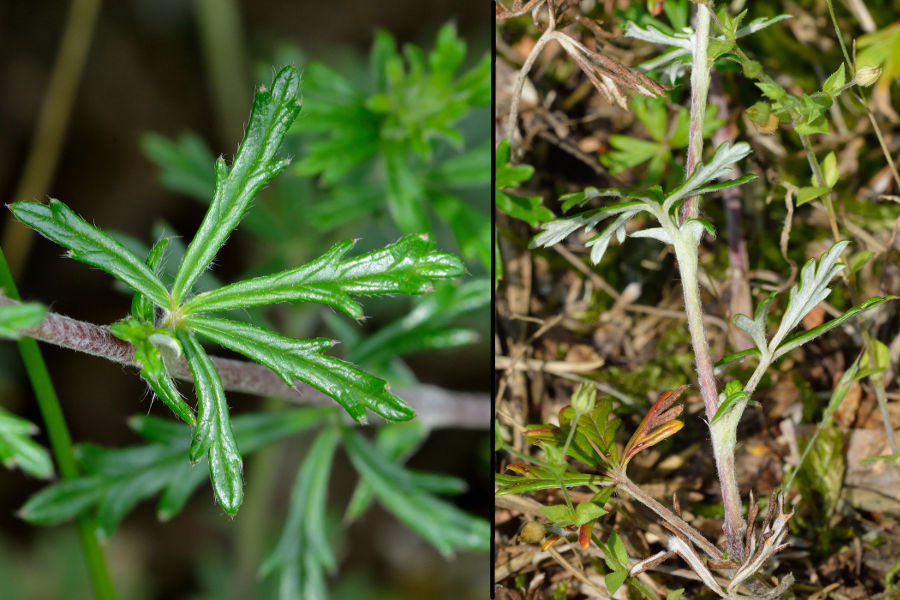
[2,297,488,429]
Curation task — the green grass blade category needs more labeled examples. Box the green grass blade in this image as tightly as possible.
[184,315,414,423]
[181,234,465,319]
[9,199,169,307]
[176,329,243,515]
[171,65,302,303]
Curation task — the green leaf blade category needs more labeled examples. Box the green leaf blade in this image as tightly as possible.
[182,234,463,319]
[177,329,243,515]
[184,315,414,423]
[171,65,302,303]
[9,200,169,307]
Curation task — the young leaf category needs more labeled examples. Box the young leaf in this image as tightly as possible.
[531,203,646,260]
[0,407,53,479]
[8,199,170,307]
[183,315,414,423]
[796,186,831,206]
[0,300,46,339]
[342,427,488,556]
[171,65,302,303]
[177,329,243,515]
[180,234,463,319]
[110,318,196,425]
[260,425,340,600]
[131,237,171,322]
[733,290,778,355]
[823,64,846,97]
[711,381,749,424]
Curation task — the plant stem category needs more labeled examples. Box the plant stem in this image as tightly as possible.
[679,3,711,223]
[616,476,723,561]
[673,235,746,560]
[0,297,489,430]
[677,2,746,560]
[0,248,116,600]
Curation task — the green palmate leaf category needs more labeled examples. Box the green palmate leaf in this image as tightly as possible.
[345,421,428,522]
[184,315,413,423]
[0,407,53,478]
[260,425,340,600]
[177,330,243,514]
[171,65,302,303]
[181,234,463,320]
[18,409,332,535]
[342,427,488,556]
[0,300,46,339]
[292,62,380,183]
[8,199,170,307]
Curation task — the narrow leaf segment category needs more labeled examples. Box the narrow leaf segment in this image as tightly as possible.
[181,234,464,319]
[171,65,302,303]
[8,200,170,307]
[177,329,243,514]
[184,315,414,423]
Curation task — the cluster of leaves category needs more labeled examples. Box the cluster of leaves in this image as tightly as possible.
[18,409,487,595]
[8,66,466,519]
[289,23,491,271]
[532,140,755,264]
[142,24,491,386]
[601,95,723,187]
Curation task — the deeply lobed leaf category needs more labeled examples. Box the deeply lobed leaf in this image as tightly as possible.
[18,409,333,534]
[260,426,340,598]
[342,427,488,556]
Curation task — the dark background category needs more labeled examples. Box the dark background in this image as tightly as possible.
[0,1,490,598]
